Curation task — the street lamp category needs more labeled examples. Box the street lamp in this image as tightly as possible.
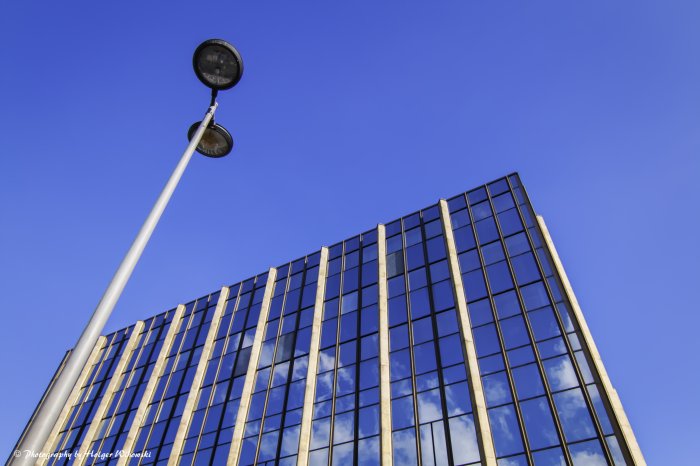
[11,39,243,465]
[187,38,243,158]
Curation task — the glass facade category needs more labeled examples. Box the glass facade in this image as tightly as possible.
[237,254,319,466]
[129,293,221,465]
[49,326,136,465]
[179,274,269,465]
[16,174,642,466]
[385,206,481,466]
[309,230,381,466]
[446,175,625,466]
[86,311,177,465]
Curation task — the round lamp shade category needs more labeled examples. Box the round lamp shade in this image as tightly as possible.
[188,122,234,158]
[193,39,243,90]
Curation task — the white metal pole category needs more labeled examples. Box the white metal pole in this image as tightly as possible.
[11,103,218,465]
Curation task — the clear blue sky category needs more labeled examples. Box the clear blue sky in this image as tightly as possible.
[1,1,697,463]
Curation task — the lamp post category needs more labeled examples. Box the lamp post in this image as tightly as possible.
[11,39,243,464]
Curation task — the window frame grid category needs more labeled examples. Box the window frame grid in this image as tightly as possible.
[314,233,380,466]
[50,328,132,464]
[505,174,618,465]
[87,317,168,463]
[180,281,245,465]
[387,205,482,466]
[456,183,572,465]
[131,296,215,465]
[243,256,315,465]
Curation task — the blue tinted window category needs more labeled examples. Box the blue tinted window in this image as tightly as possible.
[512,253,541,285]
[392,396,415,429]
[454,227,476,252]
[483,372,512,407]
[500,315,531,349]
[505,232,530,257]
[520,282,549,311]
[468,299,494,327]
[486,261,514,294]
[498,209,523,236]
[493,291,521,319]
[492,192,515,212]
[458,249,481,272]
[462,270,488,302]
[529,307,561,341]
[473,325,501,357]
[488,404,524,457]
[449,415,480,464]
[451,210,470,228]
[476,218,499,245]
[472,201,493,221]
[568,439,607,465]
[553,388,597,442]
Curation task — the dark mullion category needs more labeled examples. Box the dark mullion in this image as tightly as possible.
[398,225,423,465]
[352,240,365,466]
[273,260,310,463]
[483,186,574,466]
[327,253,344,466]
[418,214,455,466]
[461,196,534,465]
[253,269,291,466]
[510,176,618,465]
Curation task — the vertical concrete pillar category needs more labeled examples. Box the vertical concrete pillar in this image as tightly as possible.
[167,287,231,465]
[73,322,146,466]
[536,216,646,466]
[296,248,329,466]
[376,225,393,466]
[116,305,186,466]
[227,269,278,465]
[37,336,107,464]
[439,200,497,466]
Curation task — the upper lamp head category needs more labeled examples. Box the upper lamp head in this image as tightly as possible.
[193,39,243,90]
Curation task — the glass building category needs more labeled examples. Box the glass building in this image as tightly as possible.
[12,174,646,466]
